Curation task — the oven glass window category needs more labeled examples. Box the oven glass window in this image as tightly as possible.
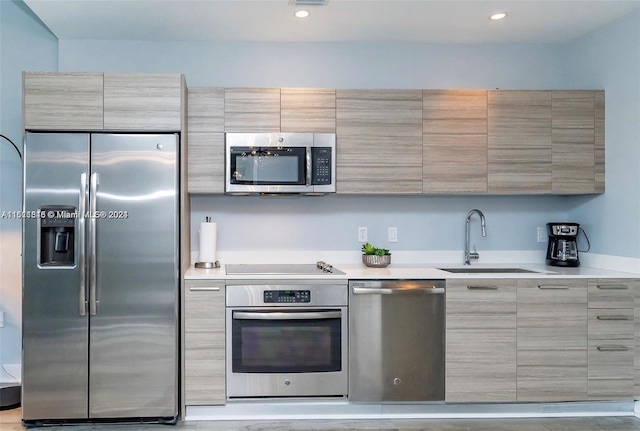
[232,311,342,373]
[230,147,306,185]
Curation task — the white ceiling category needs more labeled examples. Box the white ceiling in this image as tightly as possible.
[23,0,640,44]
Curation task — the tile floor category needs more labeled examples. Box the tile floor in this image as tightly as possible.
[3,408,640,431]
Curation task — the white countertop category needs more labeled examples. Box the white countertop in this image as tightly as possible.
[185,262,639,280]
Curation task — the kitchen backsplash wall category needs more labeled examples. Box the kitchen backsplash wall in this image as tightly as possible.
[190,195,570,253]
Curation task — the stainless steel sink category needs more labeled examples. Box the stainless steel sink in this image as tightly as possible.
[438,267,539,274]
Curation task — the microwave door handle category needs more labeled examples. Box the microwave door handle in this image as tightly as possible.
[306,146,312,186]
[233,311,341,320]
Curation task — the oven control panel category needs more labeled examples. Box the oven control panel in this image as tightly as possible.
[264,290,311,303]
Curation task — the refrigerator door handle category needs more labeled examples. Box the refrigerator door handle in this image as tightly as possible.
[78,172,87,316]
[89,172,99,316]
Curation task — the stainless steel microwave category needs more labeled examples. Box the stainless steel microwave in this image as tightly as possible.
[225,133,336,195]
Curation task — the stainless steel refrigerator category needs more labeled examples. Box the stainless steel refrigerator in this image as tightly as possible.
[22,132,179,424]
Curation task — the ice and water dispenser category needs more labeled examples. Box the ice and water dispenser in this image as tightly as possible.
[39,206,76,267]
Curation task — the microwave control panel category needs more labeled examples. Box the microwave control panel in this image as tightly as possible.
[311,147,332,185]
[264,290,311,303]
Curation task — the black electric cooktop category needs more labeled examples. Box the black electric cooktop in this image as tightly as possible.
[225,262,345,276]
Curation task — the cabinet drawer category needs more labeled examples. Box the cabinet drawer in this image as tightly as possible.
[588,339,634,400]
[588,309,634,340]
[588,279,635,309]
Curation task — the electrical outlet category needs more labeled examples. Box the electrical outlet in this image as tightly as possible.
[388,227,398,243]
[358,227,368,243]
[537,226,547,243]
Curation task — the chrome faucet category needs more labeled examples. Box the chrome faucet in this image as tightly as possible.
[464,209,486,265]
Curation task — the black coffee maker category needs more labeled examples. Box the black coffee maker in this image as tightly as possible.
[546,222,582,267]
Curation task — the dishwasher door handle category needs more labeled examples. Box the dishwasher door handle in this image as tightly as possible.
[352,286,445,295]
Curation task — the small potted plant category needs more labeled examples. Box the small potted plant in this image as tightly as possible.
[361,243,391,268]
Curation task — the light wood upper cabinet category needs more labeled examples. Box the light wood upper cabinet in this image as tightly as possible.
[552,90,596,194]
[188,87,225,133]
[281,88,336,133]
[187,133,225,194]
[224,88,280,132]
[488,91,552,194]
[336,89,423,194]
[445,279,516,402]
[23,72,185,132]
[423,90,487,194]
[187,88,225,194]
[23,72,104,130]
[103,73,183,131]
[516,279,588,402]
[184,280,226,406]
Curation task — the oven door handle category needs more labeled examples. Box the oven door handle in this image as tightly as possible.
[232,311,341,320]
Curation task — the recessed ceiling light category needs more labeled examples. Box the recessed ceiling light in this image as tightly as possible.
[295,9,310,18]
[489,12,508,21]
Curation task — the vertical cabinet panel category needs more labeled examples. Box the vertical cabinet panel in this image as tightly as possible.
[23,72,104,130]
[423,90,487,193]
[187,133,225,194]
[103,73,182,131]
[488,91,552,194]
[187,88,225,194]
[184,281,226,405]
[445,279,516,402]
[594,91,605,193]
[336,89,423,194]
[636,283,640,399]
[516,279,587,402]
[552,91,596,194]
[224,88,281,132]
[281,88,336,133]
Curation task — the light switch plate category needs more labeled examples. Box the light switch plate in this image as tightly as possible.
[0,311,4,328]
[537,226,547,243]
[388,227,398,243]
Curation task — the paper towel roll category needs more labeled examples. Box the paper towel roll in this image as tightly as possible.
[199,222,217,263]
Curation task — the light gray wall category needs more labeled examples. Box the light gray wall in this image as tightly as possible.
[0,0,57,371]
[58,38,583,255]
[563,9,640,259]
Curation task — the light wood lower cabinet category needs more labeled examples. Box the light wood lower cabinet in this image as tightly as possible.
[445,279,516,402]
[184,280,226,405]
[516,279,588,402]
[587,279,637,400]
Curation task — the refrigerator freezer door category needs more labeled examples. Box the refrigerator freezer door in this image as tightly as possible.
[22,132,90,420]
[88,134,179,418]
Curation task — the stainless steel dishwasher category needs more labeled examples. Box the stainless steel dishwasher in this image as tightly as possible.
[348,279,445,402]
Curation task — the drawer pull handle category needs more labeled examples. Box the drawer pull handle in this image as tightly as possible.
[596,315,630,321]
[189,287,221,291]
[537,285,569,289]
[467,286,499,290]
[596,285,628,290]
[597,346,629,352]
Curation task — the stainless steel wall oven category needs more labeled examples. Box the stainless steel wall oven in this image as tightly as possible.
[225,281,348,399]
